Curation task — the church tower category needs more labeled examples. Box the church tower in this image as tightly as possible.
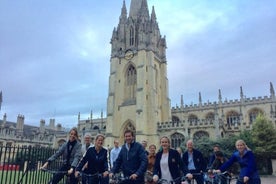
[105,0,171,146]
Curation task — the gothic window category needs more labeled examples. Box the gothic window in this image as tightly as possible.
[193,131,209,140]
[130,26,134,46]
[172,116,180,127]
[226,111,240,127]
[205,112,215,124]
[188,114,198,125]
[171,133,185,149]
[93,126,99,130]
[249,108,263,124]
[125,64,137,101]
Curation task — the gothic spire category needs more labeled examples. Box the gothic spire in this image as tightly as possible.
[218,89,222,103]
[240,86,244,99]
[199,92,202,105]
[151,6,156,21]
[119,0,127,23]
[139,0,149,19]
[181,95,184,108]
[270,82,275,97]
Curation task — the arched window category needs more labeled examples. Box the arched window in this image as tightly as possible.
[188,114,198,125]
[130,26,134,46]
[171,133,185,149]
[172,116,180,127]
[249,108,263,124]
[205,112,215,124]
[193,131,209,140]
[226,111,240,128]
[125,64,137,102]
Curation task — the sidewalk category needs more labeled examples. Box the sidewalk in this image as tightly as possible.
[260,175,276,184]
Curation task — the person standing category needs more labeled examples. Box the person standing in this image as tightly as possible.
[75,134,109,184]
[215,139,261,184]
[109,130,148,184]
[41,127,82,184]
[146,144,157,184]
[182,139,206,184]
[208,144,220,168]
[141,140,149,155]
[110,139,121,169]
[81,133,94,155]
[152,136,187,184]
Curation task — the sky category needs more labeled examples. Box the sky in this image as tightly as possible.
[0,0,276,128]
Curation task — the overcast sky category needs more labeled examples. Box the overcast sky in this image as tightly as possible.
[0,0,275,128]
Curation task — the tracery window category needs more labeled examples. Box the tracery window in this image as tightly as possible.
[226,111,240,127]
[205,112,215,123]
[172,116,180,127]
[249,108,263,124]
[193,131,209,140]
[130,26,134,46]
[171,133,185,149]
[125,64,137,101]
[188,114,198,125]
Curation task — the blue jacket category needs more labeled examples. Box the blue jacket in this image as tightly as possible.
[182,149,206,172]
[153,149,187,181]
[111,141,148,182]
[220,150,260,179]
[76,146,108,174]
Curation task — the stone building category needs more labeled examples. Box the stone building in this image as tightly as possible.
[78,0,276,148]
[0,113,67,148]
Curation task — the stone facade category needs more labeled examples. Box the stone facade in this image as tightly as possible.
[0,113,67,148]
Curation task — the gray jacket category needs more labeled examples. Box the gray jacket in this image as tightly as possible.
[48,140,82,168]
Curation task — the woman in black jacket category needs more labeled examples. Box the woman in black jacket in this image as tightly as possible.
[75,134,109,184]
[153,136,187,184]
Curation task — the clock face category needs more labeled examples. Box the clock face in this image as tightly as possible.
[124,49,134,60]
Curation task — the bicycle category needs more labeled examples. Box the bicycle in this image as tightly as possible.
[77,172,108,184]
[204,171,244,184]
[156,176,185,184]
[40,168,73,184]
[109,173,131,184]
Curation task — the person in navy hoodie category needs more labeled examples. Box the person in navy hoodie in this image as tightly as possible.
[182,139,206,184]
[109,129,148,184]
[214,139,261,184]
[152,136,188,184]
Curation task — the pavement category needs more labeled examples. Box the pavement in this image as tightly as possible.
[260,175,276,184]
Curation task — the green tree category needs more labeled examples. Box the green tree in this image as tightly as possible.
[251,114,276,157]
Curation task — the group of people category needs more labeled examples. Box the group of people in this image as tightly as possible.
[40,127,261,184]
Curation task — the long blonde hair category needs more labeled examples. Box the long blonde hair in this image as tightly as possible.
[235,139,250,150]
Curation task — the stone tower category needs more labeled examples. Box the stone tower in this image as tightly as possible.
[105,0,171,146]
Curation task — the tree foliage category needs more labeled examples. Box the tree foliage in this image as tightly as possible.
[251,114,276,157]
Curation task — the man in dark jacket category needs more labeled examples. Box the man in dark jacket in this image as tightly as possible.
[182,139,206,184]
[109,130,148,184]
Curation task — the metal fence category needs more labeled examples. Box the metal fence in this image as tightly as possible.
[0,145,65,184]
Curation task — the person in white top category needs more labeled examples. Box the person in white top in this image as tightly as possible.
[152,136,187,184]
[110,139,121,169]
[81,133,94,155]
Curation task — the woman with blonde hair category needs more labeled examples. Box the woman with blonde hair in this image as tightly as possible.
[152,136,187,184]
[75,134,109,184]
[215,139,261,184]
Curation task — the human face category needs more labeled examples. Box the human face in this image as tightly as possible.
[160,137,170,151]
[124,132,134,144]
[236,141,246,154]
[69,130,77,142]
[95,136,104,148]
[84,136,91,145]
[186,140,193,152]
[149,145,156,154]
[114,140,119,148]
[213,146,219,152]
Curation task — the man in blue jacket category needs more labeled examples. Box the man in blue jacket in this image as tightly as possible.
[182,139,206,184]
[109,129,148,184]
